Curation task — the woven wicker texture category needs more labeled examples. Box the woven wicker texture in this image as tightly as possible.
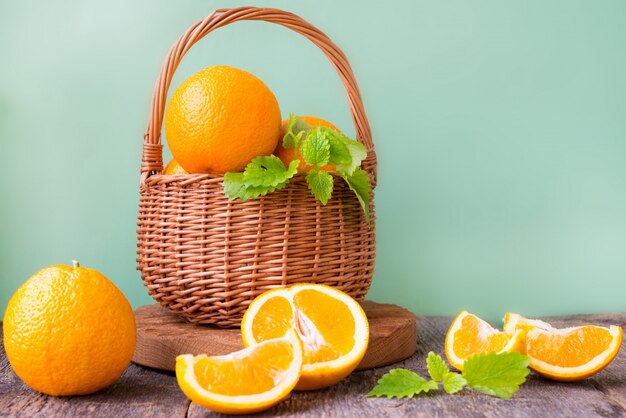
[137,7,377,327]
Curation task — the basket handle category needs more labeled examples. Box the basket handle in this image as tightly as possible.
[141,6,374,184]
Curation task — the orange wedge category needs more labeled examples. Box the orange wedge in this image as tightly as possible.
[445,310,524,371]
[503,313,622,381]
[175,330,302,415]
[241,284,369,391]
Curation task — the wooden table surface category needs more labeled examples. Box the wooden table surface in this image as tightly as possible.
[1,313,625,417]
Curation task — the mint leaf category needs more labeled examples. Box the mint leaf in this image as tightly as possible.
[223,172,290,202]
[327,135,352,167]
[341,168,371,224]
[223,172,247,200]
[463,352,530,399]
[427,352,449,382]
[282,113,311,149]
[330,131,367,176]
[442,372,467,394]
[301,128,330,167]
[306,170,333,205]
[242,155,299,188]
[426,352,466,394]
[368,369,438,398]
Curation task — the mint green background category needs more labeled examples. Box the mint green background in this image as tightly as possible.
[1,1,625,322]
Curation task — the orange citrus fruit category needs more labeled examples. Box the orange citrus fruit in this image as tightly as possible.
[176,330,302,415]
[241,284,369,391]
[504,313,622,381]
[165,65,281,174]
[444,311,523,371]
[164,159,188,175]
[3,261,136,396]
[274,116,338,172]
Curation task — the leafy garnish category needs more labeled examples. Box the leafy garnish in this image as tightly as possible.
[330,131,367,176]
[463,351,531,399]
[341,168,371,224]
[368,351,530,400]
[327,135,352,167]
[243,155,299,188]
[223,157,298,202]
[427,351,449,382]
[223,114,371,222]
[368,369,438,398]
[301,128,331,167]
[282,113,311,149]
[442,371,467,394]
[306,170,334,205]
[426,352,466,394]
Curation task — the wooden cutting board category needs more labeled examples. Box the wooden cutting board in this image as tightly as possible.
[132,300,416,371]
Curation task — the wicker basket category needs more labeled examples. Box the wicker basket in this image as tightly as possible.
[136,7,377,327]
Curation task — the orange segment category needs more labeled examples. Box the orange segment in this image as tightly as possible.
[504,313,623,381]
[250,295,293,342]
[241,284,369,391]
[176,330,302,415]
[445,311,523,371]
[293,289,356,363]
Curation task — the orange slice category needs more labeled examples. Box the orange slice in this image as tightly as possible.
[445,310,524,371]
[241,284,369,391]
[175,330,302,415]
[503,313,622,381]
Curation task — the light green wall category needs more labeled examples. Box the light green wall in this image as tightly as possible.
[1,0,625,322]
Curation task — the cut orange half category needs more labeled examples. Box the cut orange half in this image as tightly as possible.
[175,330,302,415]
[445,310,524,371]
[241,284,369,391]
[503,313,622,381]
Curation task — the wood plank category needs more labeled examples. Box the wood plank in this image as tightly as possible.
[186,314,626,418]
[0,328,189,418]
[132,301,417,372]
[2,313,625,417]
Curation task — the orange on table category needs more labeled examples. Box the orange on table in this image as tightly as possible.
[164,159,188,175]
[241,284,369,391]
[504,313,623,381]
[165,65,281,174]
[176,330,302,415]
[444,310,523,371]
[2,261,136,396]
[274,116,338,172]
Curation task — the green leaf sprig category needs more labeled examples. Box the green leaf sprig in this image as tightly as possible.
[368,351,530,400]
[223,114,371,223]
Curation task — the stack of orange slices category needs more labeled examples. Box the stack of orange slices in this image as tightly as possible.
[445,310,622,381]
[175,284,369,414]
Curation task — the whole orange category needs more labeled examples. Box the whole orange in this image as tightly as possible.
[3,261,136,396]
[164,159,188,175]
[164,65,281,174]
[274,116,339,172]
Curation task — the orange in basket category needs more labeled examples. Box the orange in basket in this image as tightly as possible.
[164,65,282,174]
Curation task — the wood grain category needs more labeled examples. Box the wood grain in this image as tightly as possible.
[1,313,625,417]
[132,301,417,372]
